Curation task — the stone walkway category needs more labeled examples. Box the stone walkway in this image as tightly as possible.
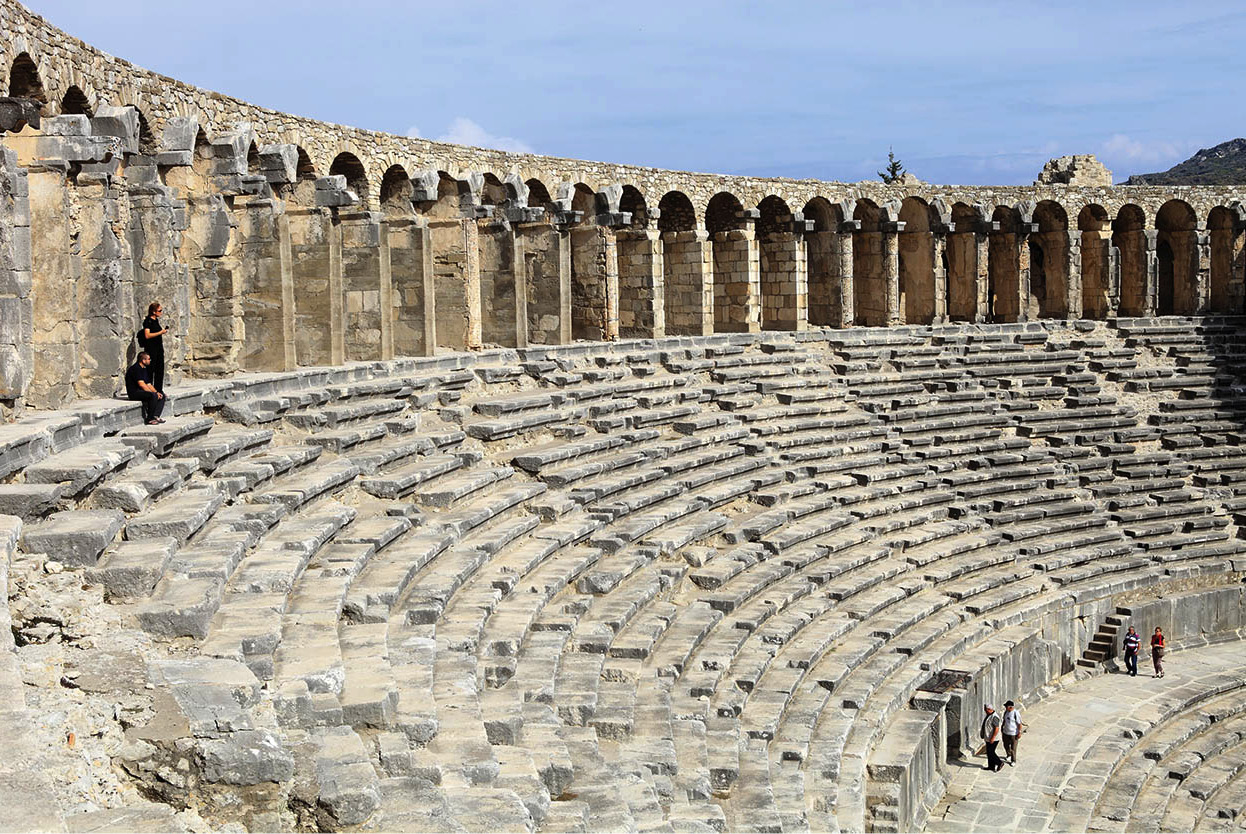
[924,642,1246,833]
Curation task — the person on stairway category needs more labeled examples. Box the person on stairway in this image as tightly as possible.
[125,351,165,425]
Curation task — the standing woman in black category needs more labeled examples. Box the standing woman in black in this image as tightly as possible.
[141,302,169,393]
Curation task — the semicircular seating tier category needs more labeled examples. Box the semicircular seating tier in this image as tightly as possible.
[4,318,1246,832]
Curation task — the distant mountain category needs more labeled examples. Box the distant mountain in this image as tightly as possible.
[1126,139,1246,185]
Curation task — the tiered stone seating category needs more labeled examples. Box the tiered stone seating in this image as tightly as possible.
[9,320,1246,831]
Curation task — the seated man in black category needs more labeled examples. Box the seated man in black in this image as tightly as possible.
[125,351,166,425]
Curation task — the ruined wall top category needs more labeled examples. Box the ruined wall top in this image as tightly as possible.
[1,0,1241,225]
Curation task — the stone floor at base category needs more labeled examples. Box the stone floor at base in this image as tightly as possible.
[925,642,1243,833]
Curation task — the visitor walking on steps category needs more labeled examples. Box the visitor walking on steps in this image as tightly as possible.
[125,352,165,425]
[1001,700,1024,765]
[1123,626,1141,677]
[1151,627,1166,678]
[139,302,169,393]
[980,704,1004,771]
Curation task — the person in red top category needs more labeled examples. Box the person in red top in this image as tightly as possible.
[1151,627,1165,678]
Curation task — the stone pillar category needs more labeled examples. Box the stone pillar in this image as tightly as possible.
[1065,237,1083,320]
[570,223,619,341]
[278,213,296,369]
[385,217,433,357]
[1232,218,1246,314]
[328,216,345,364]
[712,213,760,333]
[478,215,519,348]
[463,218,483,349]
[1143,230,1159,317]
[974,224,992,323]
[932,223,950,323]
[1108,243,1122,317]
[75,177,132,398]
[0,147,33,411]
[517,220,570,346]
[288,207,335,366]
[1015,222,1036,322]
[235,194,287,372]
[617,227,664,338]
[1196,228,1212,313]
[835,220,857,327]
[881,220,904,326]
[663,230,713,336]
[338,212,384,362]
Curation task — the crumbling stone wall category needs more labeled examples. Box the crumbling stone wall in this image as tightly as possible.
[0,145,29,415]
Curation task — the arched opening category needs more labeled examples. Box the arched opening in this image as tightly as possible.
[525,178,553,209]
[570,183,595,223]
[1078,205,1111,319]
[803,197,844,327]
[853,199,885,326]
[988,206,1023,323]
[947,203,983,322]
[658,190,705,336]
[246,141,261,176]
[898,197,935,324]
[329,152,368,207]
[477,174,520,347]
[1208,206,1239,314]
[757,195,801,330]
[418,173,472,350]
[7,53,46,108]
[1113,205,1147,316]
[1031,200,1068,318]
[706,192,756,333]
[59,85,92,117]
[1156,200,1199,315]
[379,164,412,214]
[619,186,648,229]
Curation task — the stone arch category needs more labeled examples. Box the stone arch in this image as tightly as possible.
[619,185,648,228]
[1078,204,1111,319]
[379,164,413,213]
[757,195,801,330]
[989,205,1023,322]
[898,197,936,324]
[658,190,707,336]
[1113,204,1148,316]
[658,191,696,233]
[7,52,46,108]
[706,192,756,333]
[853,199,886,326]
[567,182,616,341]
[1031,200,1069,319]
[571,183,595,224]
[329,151,368,207]
[1207,205,1240,314]
[947,203,984,322]
[803,197,846,327]
[1156,199,1198,315]
[59,84,92,117]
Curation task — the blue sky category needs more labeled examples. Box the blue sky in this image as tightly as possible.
[24,1,1246,185]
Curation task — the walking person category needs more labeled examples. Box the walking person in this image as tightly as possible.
[1122,626,1141,677]
[139,302,169,393]
[1151,627,1165,678]
[980,704,1004,772]
[1001,700,1024,765]
[125,352,165,425]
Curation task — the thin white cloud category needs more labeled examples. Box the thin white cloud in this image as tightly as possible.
[436,117,534,154]
[1100,133,1187,165]
[405,125,421,138]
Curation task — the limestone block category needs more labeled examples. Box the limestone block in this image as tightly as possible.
[200,729,295,785]
[91,105,140,154]
[0,97,40,132]
[21,509,126,566]
[157,115,199,167]
[257,143,298,184]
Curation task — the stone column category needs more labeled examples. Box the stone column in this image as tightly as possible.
[759,216,809,331]
[1143,230,1159,317]
[287,207,335,366]
[570,222,619,341]
[1108,243,1122,317]
[663,230,713,336]
[881,219,904,326]
[1015,222,1036,322]
[463,218,483,349]
[974,223,993,323]
[932,222,950,323]
[1065,237,1083,320]
[1196,227,1212,313]
[511,225,528,348]
[1232,218,1246,314]
[385,217,434,357]
[0,147,32,410]
[278,213,296,369]
[835,220,858,327]
[617,225,664,338]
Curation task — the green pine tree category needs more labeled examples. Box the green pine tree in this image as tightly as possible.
[879,148,905,184]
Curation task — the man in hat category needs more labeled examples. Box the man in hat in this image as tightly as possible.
[980,703,1003,772]
[1001,700,1024,765]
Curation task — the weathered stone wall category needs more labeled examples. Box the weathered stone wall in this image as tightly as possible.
[0,146,30,416]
